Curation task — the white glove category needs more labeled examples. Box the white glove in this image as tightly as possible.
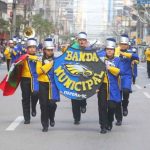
[9,48,12,53]
[44,60,50,64]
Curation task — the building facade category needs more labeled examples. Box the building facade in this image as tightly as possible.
[0,0,7,20]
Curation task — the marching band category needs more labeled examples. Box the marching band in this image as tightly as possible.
[2,28,150,135]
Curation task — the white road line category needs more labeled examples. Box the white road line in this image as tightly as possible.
[135,84,142,89]
[138,66,146,70]
[143,92,150,99]
[6,116,24,131]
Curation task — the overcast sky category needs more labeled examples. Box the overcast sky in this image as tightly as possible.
[84,0,109,38]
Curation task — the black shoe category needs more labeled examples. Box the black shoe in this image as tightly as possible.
[106,123,112,131]
[24,120,30,124]
[81,107,86,113]
[123,108,128,116]
[31,109,36,117]
[42,127,48,132]
[74,120,80,125]
[116,120,122,126]
[100,128,107,134]
[50,120,55,127]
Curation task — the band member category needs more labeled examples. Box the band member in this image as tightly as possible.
[17,38,24,55]
[11,37,21,63]
[21,40,27,55]
[131,48,139,84]
[116,34,139,120]
[97,38,122,134]
[4,40,14,71]
[20,38,39,124]
[71,32,88,125]
[145,47,150,78]
[36,38,60,132]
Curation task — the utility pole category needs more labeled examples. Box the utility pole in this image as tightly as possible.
[24,4,27,27]
[12,0,17,37]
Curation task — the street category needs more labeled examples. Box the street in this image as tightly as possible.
[0,62,150,150]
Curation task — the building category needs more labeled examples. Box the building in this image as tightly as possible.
[85,0,109,41]
[0,0,7,20]
[55,0,74,35]
[133,0,150,45]
[32,0,74,35]
[73,0,113,41]
[108,0,114,23]
[73,0,86,34]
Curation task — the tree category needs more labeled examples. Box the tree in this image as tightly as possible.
[32,14,55,41]
[0,19,9,33]
[16,15,24,36]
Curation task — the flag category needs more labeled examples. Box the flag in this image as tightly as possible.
[0,54,28,96]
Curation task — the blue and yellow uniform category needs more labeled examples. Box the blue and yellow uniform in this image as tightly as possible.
[131,56,139,84]
[103,57,121,102]
[4,46,12,60]
[36,58,60,101]
[21,45,27,55]
[4,46,13,71]
[36,56,60,130]
[97,51,121,102]
[98,51,122,132]
[145,48,150,78]
[21,55,39,91]
[117,47,139,117]
[119,49,139,91]
[11,45,21,63]
[20,55,39,123]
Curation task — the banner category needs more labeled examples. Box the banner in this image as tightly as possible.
[0,54,28,96]
[54,46,106,100]
[137,0,150,4]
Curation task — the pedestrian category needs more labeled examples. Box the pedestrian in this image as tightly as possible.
[3,40,14,71]
[70,32,88,125]
[131,48,139,84]
[97,38,122,134]
[11,36,21,63]
[145,47,150,78]
[115,34,139,124]
[20,38,39,124]
[36,38,60,132]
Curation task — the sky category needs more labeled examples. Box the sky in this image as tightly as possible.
[84,0,109,39]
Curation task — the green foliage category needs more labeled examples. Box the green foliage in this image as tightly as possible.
[16,15,24,29]
[59,35,69,41]
[32,14,55,40]
[0,18,9,32]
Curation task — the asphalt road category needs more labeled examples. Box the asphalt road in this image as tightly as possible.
[0,62,150,150]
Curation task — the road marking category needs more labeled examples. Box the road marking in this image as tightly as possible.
[135,84,142,89]
[144,84,150,87]
[143,92,150,99]
[6,116,24,131]
[138,66,146,70]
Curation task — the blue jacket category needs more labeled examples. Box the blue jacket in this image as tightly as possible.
[98,51,121,102]
[119,49,139,90]
[28,59,39,92]
[106,57,121,102]
[132,63,138,78]
[47,58,60,101]
[11,45,21,63]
